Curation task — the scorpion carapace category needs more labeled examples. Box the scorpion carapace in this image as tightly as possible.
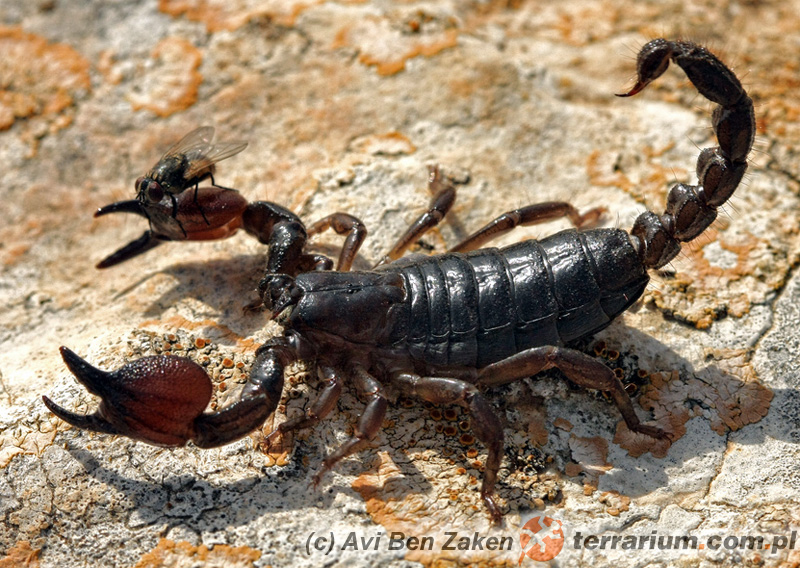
[44,39,755,524]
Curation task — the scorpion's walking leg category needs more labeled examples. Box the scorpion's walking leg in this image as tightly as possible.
[379,166,604,263]
[306,213,367,271]
[312,364,388,486]
[477,346,665,439]
[378,165,457,265]
[262,365,343,445]
[449,202,605,253]
[392,372,505,524]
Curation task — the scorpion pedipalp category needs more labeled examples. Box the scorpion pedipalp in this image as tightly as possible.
[45,339,298,449]
[44,347,214,446]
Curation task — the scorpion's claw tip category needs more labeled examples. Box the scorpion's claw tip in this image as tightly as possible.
[94,199,147,219]
[59,346,113,397]
[615,81,648,98]
[95,231,164,269]
[41,394,118,435]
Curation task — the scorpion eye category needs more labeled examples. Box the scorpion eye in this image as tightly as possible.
[145,181,164,203]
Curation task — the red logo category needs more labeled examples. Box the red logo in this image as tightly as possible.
[519,515,565,563]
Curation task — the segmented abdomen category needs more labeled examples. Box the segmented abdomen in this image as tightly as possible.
[386,228,649,369]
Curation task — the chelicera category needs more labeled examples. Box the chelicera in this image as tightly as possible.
[44,39,754,524]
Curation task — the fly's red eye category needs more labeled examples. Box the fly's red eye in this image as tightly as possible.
[134,176,145,192]
[145,182,164,203]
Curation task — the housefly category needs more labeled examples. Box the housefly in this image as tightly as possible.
[135,126,247,225]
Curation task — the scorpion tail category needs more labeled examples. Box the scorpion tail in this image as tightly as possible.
[619,39,755,269]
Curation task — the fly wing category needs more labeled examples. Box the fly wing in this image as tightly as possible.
[183,140,248,180]
[160,126,215,160]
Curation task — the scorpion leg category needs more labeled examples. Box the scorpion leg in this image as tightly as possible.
[449,202,605,253]
[477,346,667,439]
[392,372,505,524]
[377,165,457,265]
[311,364,388,486]
[378,166,604,262]
[262,364,343,445]
[619,39,755,269]
[306,213,368,271]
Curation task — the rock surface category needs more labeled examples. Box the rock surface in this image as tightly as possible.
[1,1,799,567]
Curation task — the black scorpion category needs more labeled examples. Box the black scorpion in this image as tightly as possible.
[44,40,755,523]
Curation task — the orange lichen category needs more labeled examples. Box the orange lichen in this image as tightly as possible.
[653,229,766,329]
[598,490,631,517]
[349,131,417,155]
[553,417,573,431]
[566,435,612,492]
[128,38,202,117]
[0,26,90,139]
[96,50,123,85]
[588,138,796,327]
[138,315,259,352]
[586,146,682,208]
[352,452,516,565]
[159,0,320,32]
[526,408,550,446]
[132,539,260,568]
[0,541,40,567]
[615,352,772,457]
[333,18,459,76]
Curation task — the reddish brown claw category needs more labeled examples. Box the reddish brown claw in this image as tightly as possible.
[45,347,213,446]
[95,186,248,268]
[45,343,290,449]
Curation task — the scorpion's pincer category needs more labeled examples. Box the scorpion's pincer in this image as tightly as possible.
[43,347,214,447]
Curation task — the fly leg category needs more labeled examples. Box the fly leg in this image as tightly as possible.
[190,182,211,226]
[167,192,190,236]
[391,372,505,524]
[477,346,667,439]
